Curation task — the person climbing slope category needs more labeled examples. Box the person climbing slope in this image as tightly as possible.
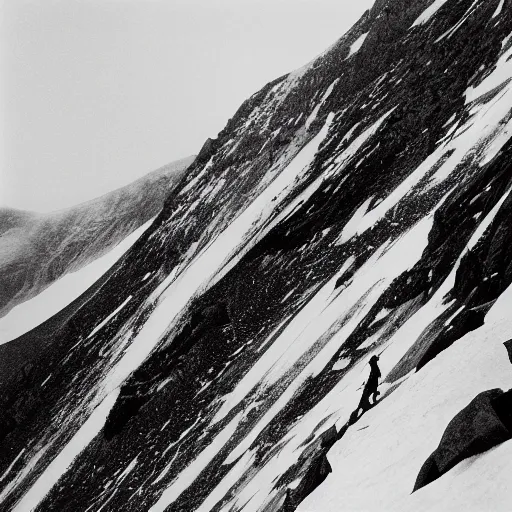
[356,355,381,416]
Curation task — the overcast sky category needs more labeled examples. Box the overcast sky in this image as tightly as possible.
[1,0,374,212]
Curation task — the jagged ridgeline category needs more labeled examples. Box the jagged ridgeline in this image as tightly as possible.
[2,0,512,510]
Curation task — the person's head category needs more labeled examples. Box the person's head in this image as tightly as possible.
[369,355,379,364]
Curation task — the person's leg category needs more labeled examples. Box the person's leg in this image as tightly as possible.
[359,388,371,412]
[349,409,359,425]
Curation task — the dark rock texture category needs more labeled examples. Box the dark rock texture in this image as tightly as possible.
[414,389,512,491]
[2,0,512,510]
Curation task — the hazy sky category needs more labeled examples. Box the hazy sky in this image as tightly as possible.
[1,0,374,212]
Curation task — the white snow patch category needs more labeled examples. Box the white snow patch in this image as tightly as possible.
[151,448,182,486]
[272,112,392,245]
[180,157,213,194]
[40,374,52,388]
[86,296,132,339]
[288,477,303,490]
[281,289,295,303]
[0,445,51,506]
[196,450,255,512]
[465,44,512,103]
[444,305,465,326]
[300,311,512,511]
[342,122,361,143]
[334,144,447,246]
[486,282,512,324]
[305,80,338,130]
[466,186,512,251]
[347,32,368,58]
[435,0,479,42]
[422,71,512,189]
[156,377,173,392]
[336,196,374,245]
[442,113,457,127]
[335,256,356,283]
[332,358,351,371]
[203,114,336,290]
[493,0,505,17]
[412,0,449,26]
[327,109,395,182]
[358,324,388,350]
[502,32,512,49]
[117,456,138,481]
[371,308,391,325]
[0,450,25,483]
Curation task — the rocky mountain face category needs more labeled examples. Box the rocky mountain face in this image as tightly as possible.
[2,0,512,510]
[0,156,193,323]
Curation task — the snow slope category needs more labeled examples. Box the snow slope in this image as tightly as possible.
[300,295,512,512]
[2,1,512,511]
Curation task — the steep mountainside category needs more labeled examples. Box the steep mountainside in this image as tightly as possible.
[0,156,193,324]
[2,1,512,510]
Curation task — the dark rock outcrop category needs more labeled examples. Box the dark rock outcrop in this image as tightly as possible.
[416,307,488,371]
[281,454,332,512]
[414,389,512,491]
[504,339,512,365]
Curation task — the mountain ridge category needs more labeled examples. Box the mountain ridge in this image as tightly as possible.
[2,1,512,510]
[0,156,194,321]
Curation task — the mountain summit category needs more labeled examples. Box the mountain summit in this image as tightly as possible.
[2,1,512,511]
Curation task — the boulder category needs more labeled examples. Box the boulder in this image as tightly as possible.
[490,388,512,434]
[320,425,338,449]
[414,389,512,491]
[282,453,332,511]
[504,339,512,365]
[414,454,441,492]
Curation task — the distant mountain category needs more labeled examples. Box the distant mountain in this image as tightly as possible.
[3,1,512,511]
[0,156,193,325]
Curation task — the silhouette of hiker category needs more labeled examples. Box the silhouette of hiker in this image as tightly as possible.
[356,355,381,416]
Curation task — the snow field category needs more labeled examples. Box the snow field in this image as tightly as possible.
[299,291,512,511]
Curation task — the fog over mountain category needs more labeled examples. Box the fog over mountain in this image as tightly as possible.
[0,156,192,340]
